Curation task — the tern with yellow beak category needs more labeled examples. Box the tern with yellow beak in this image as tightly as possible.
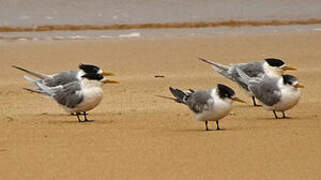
[24,73,119,122]
[12,63,115,92]
[199,58,297,106]
[236,67,303,119]
[159,84,245,131]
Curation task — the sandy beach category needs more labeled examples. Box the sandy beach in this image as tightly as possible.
[1,31,321,179]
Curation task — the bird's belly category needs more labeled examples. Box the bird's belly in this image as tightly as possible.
[195,103,232,121]
[70,88,103,113]
[273,91,301,111]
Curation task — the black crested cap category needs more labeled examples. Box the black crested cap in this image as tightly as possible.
[265,58,285,67]
[282,74,297,86]
[79,64,100,74]
[82,73,104,81]
[217,84,235,99]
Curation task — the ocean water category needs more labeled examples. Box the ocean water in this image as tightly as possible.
[1,0,321,41]
[1,0,321,26]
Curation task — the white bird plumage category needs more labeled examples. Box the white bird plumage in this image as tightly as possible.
[236,67,303,119]
[167,84,245,130]
[199,57,297,106]
[16,65,119,122]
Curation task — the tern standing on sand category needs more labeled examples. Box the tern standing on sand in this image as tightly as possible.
[199,57,297,106]
[24,73,119,122]
[12,64,115,92]
[236,67,303,119]
[162,84,245,131]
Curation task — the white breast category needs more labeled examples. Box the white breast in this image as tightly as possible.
[70,80,104,113]
[195,89,233,122]
[273,86,301,111]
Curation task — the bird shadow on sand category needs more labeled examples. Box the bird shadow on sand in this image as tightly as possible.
[40,113,114,125]
[258,117,296,121]
[171,128,228,133]
[46,119,114,125]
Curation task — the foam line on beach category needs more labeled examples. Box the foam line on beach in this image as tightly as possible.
[1,19,321,32]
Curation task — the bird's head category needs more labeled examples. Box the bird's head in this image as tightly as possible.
[264,58,297,77]
[217,84,246,103]
[81,73,119,85]
[282,74,304,89]
[79,64,115,77]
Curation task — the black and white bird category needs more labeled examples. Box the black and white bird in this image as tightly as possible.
[236,67,304,119]
[24,73,119,122]
[163,84,245,131]
[199,57,297,106]
[12,64,115,92]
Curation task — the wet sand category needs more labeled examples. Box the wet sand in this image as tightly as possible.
[0,31,321,179]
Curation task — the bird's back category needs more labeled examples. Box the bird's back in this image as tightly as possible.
[43,70,79,87]
[231,61,264,90]
[186,90,213,114]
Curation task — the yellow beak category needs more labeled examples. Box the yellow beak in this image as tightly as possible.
[101,72,115,76]
[294,83,304,88]
[232,97,246,104]
[103,79,120,84]
[282,66,297,71]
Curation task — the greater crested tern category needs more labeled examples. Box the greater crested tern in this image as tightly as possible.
[162,84,245,131]
[12,64,115,92]
[199,57,297,106]
[236,67,303,119]
[24,73,119,122]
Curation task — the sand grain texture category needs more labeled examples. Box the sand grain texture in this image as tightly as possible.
[0,31,321,179]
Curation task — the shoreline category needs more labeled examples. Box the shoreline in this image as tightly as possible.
[1,19,321,33]
[1,23,321,42]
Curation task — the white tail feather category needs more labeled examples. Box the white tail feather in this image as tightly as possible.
[34,82,57,96]
[24,75,39,84]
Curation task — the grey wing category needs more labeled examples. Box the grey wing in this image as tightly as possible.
[231,62,264,90]
[186,90,213,113]
[52,82,84,108]
[43,70,79,87]
[238,62,265,77]
[249,78,281,106]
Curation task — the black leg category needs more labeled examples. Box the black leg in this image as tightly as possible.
[205,121,209,131]
[76,113,82,122]
[273,110,278,119]
[252,97,262,107]
[282,111,291,119]
[216,121,221,130]
[83,112,93,122]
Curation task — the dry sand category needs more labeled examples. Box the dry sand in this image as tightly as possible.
[0,31,321,179]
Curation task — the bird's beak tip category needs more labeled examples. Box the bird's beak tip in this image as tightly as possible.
[294,84,304,88]
[103,80,120,84]
[102,72,115,76]
[282,66,297,71]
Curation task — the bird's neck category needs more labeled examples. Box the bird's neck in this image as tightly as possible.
[263,62,283,77]
[77,70,86,80]
[81,79,102,90]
